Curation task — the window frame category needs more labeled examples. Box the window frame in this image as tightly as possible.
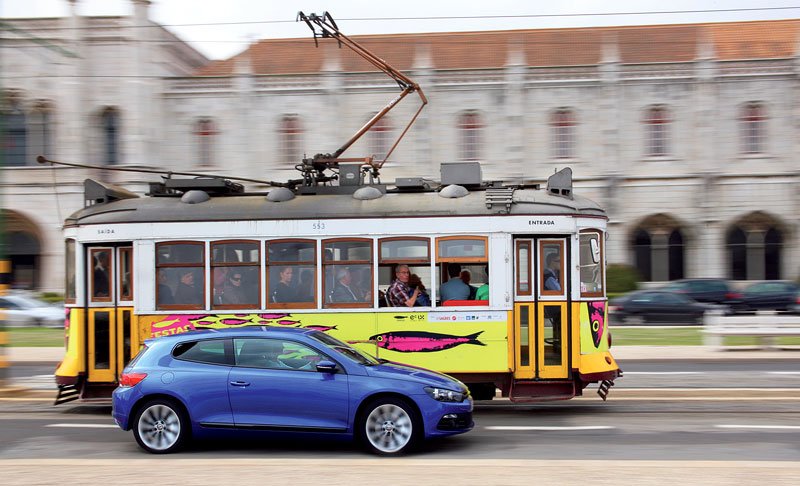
[118,247,134,302]
[458,111,483,161]
[266,238,318,310]
[579,229,605,298]
[155,241,206,310]
[539,239,566,298]
[378,237,430,264]
[279,114,303,166]
[89,248,113,304]
[550,108,576,159]
[644,105,670,157]
[211,239,261,310]
[515,240,533,297]
[436,236,489,263]
[65,239,76,304]
[323,237,373,309]
[739,102,766,155]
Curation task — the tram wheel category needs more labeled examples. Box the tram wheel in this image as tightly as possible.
[468,383,497,401]
[133,398,189,454]
[358,397,421,455]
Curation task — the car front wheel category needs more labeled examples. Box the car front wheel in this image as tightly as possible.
[133,399,188,454]
[359,398,420,455]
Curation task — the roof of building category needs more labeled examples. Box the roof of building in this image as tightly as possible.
[194,19,800,76]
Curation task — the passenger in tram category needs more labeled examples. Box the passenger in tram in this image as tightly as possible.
[296,269,315,302]
[221,271,247,304]
[157,269,174,305]
[174,269,203,305]
[409,273,431,307]
[330,268,359,303]
[387,264,420,307]
[544,253,562,291]
[439,264,471,302]
[353,267,373,302]
[475,264,489,301]
[272,266,298,303]
[460,270,478,300]
[92,251,110,298]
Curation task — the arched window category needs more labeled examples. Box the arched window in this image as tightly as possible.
[101,108,119,165]
[368,115,392,162]
[3,98,27,166]
[644,105,670,157]
[631,215,686,282]
[727,214,783,280]
[194,118,217,167]
[458,111,482,161]
[279,114,303,166]
[550,108,576,159]
[739,102,766,154]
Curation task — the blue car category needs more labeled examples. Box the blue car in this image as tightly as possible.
[112,326,473,455]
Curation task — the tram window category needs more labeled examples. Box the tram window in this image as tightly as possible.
[156,242,205,309]
[119,247,133,301]
[266,240,316,309]
[65,239,76,303]
[211,241,260,309]
[436,236,488,305]
[323,239,373,308]
[379,237,432,308]
[90,249,112,302]
[540,241,565,296]
[579,231,604,297]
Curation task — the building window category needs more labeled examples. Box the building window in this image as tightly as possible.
[3,98,27,166]
[101,108,120,165]
[631,215,685,282]
[739,102,766,154]
[644,105,670,157]
[194,118,217,167]
[550,108,576,159]
[279,114,303,166]
[727,213,783,280]
[458,111,482,161]
[29,102,52,160]
[368,115,392,162]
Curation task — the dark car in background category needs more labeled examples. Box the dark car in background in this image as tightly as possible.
[660,278,742,307]
[112,326,473,455]
[609,290,717,325]
[730,281,800,314]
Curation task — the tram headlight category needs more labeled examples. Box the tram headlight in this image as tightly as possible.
[424,386,465,402]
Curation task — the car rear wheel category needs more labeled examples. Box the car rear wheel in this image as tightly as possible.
[133,399,188,454]
[359,398,420,455]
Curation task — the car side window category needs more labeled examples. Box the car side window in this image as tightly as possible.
[234,338,325,371]
[173,339,230,365]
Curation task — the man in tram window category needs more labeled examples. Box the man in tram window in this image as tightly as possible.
[387,264,420,307]
[544,252,562,291]
[93,251,110,298]
[174,269,203,305]
[330,268,359,303]
[157,269,174,305]
[272,266,297,303]
[296,269,315,302]
[222,271,247,304]
[460,269,478,300]
[439,263,470,303]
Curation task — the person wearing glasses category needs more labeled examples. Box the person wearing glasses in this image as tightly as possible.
[221,271,247,304]
[387,264,420,307]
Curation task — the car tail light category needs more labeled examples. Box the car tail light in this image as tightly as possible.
[119,372,147,387]
[609,305,621,312]
[725,292,743,300]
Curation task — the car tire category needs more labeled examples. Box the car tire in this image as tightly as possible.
[132,398,189,454]
[358,397,421,456]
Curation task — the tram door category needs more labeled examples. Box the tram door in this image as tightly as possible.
[86,245,137,383]
[513,238,569,379]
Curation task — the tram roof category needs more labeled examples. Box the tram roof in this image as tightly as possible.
[65,185,606,227]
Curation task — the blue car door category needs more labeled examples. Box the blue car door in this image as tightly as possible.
[228,338,349,431]
[171,338,234,426]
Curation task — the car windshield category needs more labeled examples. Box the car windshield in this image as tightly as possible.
[310,331,380,366]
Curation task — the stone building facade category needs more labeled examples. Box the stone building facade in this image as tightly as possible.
[2,0,799,292]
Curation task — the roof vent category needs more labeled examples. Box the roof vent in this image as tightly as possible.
[84,179,139,207]
[439,184,469,199]
[353,186,383,200]
[440,162,482,187]
[267,187,296,202]
[546,167,573,199]
[181,190,210,204]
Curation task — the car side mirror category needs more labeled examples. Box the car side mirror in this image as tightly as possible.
[316,360,338,373]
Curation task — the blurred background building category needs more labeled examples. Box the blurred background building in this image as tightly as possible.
[2,0,798,292]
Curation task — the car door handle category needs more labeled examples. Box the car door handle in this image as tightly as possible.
[229,381,250,387]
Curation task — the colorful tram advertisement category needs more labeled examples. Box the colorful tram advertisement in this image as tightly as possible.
[52,12,619,404]
[53,165,621,404]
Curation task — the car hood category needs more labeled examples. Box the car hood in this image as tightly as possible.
[365,361,467,391]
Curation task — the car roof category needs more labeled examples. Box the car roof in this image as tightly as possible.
[144,326,315,346]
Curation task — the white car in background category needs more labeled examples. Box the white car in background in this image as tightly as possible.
[0,294,64,327]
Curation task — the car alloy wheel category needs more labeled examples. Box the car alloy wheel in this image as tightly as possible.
[361,398,419,455]
[133,399,187,454]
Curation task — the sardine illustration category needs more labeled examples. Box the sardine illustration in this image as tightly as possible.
[369,330,485,353]
[303,325,338,332]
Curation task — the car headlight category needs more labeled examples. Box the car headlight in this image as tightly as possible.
[424,386,465,402]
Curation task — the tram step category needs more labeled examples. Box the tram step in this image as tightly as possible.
[509,380,576,402]
[597,379,615,401]
[54,384,80,405]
